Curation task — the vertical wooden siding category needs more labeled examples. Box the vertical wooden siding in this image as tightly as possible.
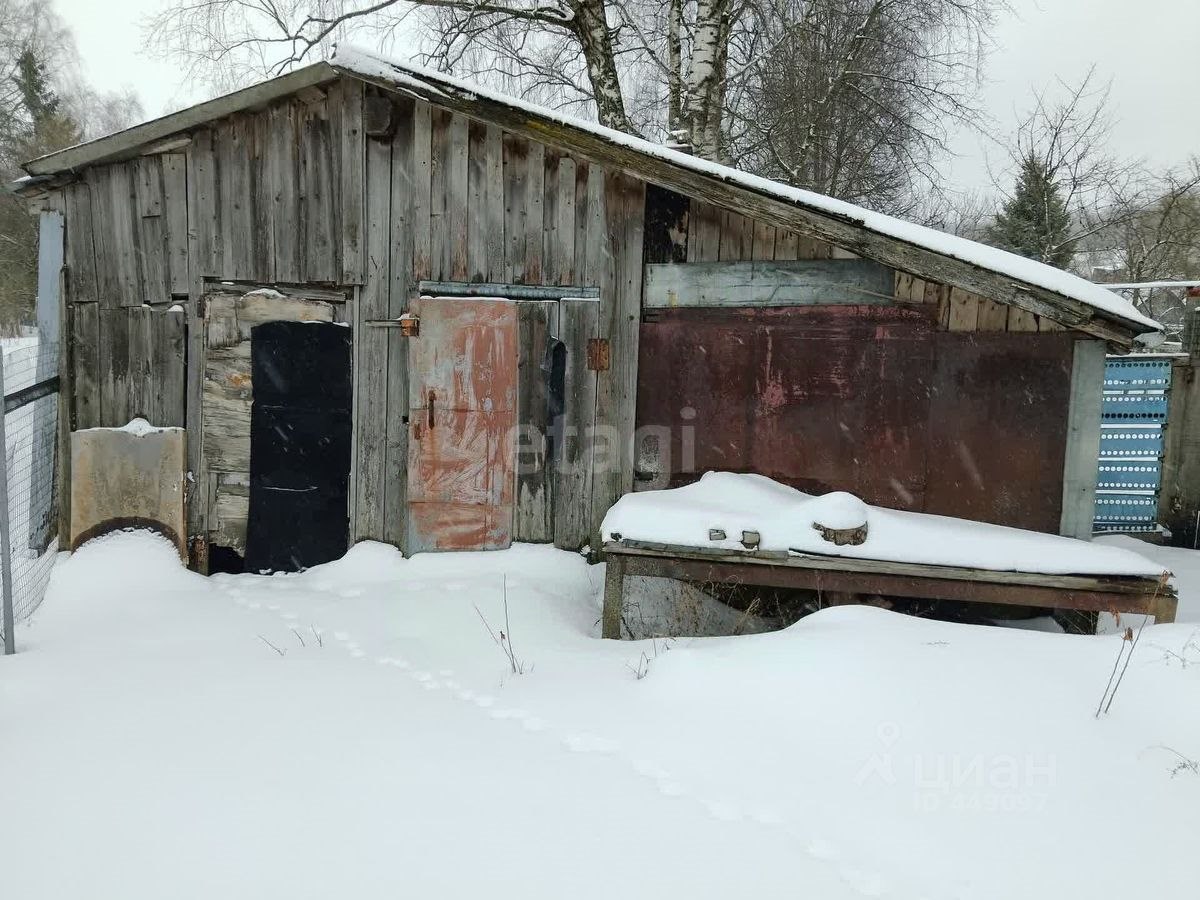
[351,92,622,550]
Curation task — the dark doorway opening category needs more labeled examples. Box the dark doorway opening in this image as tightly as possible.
[244,320,353,573]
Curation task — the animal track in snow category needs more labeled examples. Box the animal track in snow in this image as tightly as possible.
[839,867,887,897]
[806,839,838,860]
[704,800,742,822]
[749,807,784,826]
[339,588,364,598]
[333,631,350,642]
[655,779,686,797]
[473,695,495,709]
[631,759,671,780]
[521,717,547,732]
[488,708,527,720]
[247,603,261,611]
[562,734,620,755]
[349,649,365,659]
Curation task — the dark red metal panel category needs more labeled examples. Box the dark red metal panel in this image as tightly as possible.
[925,332,1074,532]
[636,306,1076,533]
[637,305,935,511]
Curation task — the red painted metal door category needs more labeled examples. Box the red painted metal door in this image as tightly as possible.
[407,297,518,551]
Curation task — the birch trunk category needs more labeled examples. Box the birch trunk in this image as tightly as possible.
[570,0,632,133]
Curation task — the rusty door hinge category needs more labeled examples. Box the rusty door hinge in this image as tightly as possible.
[586,338,610,371]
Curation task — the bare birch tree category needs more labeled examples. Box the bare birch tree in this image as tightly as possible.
[148,0,994,172]
[725,0,993,215]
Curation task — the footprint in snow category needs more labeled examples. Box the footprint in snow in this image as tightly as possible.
[412,671,433,683]
[333,631,350,642]
[806,839,838,860]
[442,680,460,691]
[345,642,360,653]
[438,668,454,677]
[563,734,620,755]
[313,581,334,592]
[349,649,365,659]
[281,612,298,621]
[749,807,784,826]
[704,800,742,822]
[489,708,528,720]
[656,779,686,797]
[267,604,280,612]
[391,659,411,670]
[339,588,364,598]
[631,759,671,781]
[473,695,496,709]
[443,582,466,591]
[247,602,261,611]
[456,689,476,702]
[839,868,887,897]
[521,717,547,733]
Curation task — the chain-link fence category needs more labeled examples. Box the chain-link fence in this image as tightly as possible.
[0,338,60,654]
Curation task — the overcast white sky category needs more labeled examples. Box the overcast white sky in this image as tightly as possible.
[50,0,1200,195]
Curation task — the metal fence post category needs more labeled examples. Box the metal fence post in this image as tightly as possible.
[0,356,14,655]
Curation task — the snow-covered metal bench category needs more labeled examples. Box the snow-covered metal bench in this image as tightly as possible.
[601,539,1176,638]
[599,473,1176,638]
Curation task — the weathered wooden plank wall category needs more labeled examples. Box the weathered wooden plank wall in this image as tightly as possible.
[347,91,619,550]
[514,299,558,542]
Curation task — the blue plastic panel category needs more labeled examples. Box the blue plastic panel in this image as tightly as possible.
[1098,425,1164,458]
[1093,356,1174,534]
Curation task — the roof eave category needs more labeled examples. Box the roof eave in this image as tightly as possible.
[333,59,1151,345]
[23,62,341,177]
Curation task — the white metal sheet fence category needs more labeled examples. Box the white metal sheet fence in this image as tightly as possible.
[0,339,60,654]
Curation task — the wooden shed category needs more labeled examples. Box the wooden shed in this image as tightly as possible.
[16,45,1160,572]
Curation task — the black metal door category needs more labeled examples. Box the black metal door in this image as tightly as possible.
[244,320,352,572]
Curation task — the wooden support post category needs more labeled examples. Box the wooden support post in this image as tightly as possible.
[602,553,627,639]
[1160,309,1200,547]
[1154,592,1178,624]
[1060,339,1106,539]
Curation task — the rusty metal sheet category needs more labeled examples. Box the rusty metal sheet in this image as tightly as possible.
[408,296,518,413]
[586,337,610,371]
[636,306,1076,533]
[924,332,1074,532]
[407,297,518,551]
[637,305,935,511]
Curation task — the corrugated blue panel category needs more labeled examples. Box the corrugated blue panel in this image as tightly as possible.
[1093,356,1173,534]
[1096,460,1161,490]
[1093,493,1159,528]
[1100,390,1168,422]
[1102,358,1172,389]
[1098,425,1164,458]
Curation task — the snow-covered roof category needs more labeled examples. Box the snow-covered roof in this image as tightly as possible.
[331,45,1160,336]
[19,44,1159,337]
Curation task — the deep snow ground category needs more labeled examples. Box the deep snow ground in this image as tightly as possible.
[1,532,1197,899]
